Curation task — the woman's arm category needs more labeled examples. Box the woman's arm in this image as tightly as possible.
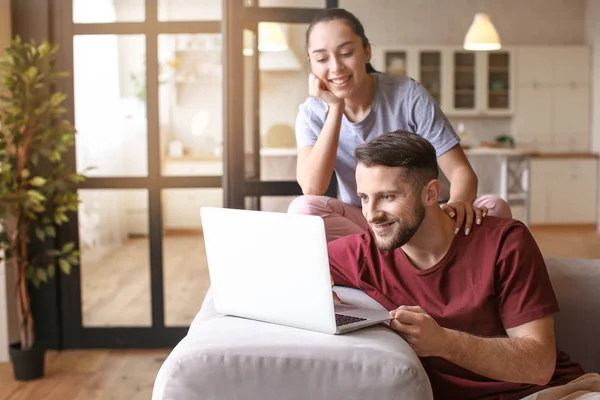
[296,74,346,195]
[296,103,344,195]
[407,82,485,231]
[437,145,483,233]
[437,145,478,204]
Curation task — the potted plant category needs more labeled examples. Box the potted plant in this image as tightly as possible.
[0,37,85,380]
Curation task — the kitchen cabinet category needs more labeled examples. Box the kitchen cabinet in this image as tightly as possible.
[516,46,590,86]
[529,158,598,225]
[512,46,591,152]
[446,48,513,116]
[373,46,514,117]
[552,85,590,151]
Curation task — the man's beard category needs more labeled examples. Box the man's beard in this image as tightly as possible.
[371,201,426,252]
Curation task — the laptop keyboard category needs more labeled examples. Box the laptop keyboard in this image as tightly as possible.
[335,313,367,327]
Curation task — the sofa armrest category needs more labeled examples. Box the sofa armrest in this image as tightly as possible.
[153,287,433,400]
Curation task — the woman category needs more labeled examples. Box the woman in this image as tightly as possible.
[288,8,512,243]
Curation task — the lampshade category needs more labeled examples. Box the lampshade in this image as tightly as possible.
[463,13,501,51]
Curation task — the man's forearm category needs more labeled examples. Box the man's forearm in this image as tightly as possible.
[447,166,478,203]
[441,329,556,385]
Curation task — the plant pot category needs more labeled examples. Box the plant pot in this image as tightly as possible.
[9,342,46,381]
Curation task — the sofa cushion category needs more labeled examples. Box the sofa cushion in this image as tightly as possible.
[153,286,433,400]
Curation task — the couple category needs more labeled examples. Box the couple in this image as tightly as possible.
[288,8,600,399]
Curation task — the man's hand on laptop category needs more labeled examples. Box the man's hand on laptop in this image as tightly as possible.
[331,277,342,304]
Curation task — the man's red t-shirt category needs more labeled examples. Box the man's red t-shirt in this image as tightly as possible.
[328,216,584,400]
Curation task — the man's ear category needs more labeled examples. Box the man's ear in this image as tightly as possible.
[423,179,441,205]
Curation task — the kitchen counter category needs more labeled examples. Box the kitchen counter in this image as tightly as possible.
[528,152,598,159]
[465,147,598,158]
[164,147,599,160]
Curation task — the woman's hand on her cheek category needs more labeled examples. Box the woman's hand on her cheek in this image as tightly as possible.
[441,201,487,235]
[308,73,343,107]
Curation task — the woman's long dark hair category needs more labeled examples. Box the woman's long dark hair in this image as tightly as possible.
[305,8,379,74]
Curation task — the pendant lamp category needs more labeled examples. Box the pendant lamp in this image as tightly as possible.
[463,13,501,51]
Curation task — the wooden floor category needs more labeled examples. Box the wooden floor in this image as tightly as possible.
[0,227,599,399]
[81,233,210,327]
[0,350,166,399]
[531,226,600,259]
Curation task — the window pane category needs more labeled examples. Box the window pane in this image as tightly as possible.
[159,34,223,176]
[73,0,145,23]
[158,0,221,21]
[74,35,148,177]
[162,188,222,326]
[79,189,151,327]
[247,23,307,179]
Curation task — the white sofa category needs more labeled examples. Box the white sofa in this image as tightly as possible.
[152,257,600,400]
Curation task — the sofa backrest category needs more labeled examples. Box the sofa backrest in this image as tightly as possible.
[545,257,600,373]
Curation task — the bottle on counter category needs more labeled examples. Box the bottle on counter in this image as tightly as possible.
[457,122,471,149]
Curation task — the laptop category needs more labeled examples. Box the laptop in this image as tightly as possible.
[200,206,392,335]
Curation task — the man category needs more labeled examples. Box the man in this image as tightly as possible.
[328,130,599,399]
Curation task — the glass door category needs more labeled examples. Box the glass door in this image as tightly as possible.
[55,0,225,348]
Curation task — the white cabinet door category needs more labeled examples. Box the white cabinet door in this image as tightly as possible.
[545,160,598,224]
[552,85,590,136]
[529,160,550,224]
[516,47,554,87]
[551,160,598,224]
[552,46,591,84]
[512,87,553,137]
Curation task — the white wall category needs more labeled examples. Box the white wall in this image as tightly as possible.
[585,0,600,231]
[0,0,13,363]
[586,0,600,153]
[340,0,586,47]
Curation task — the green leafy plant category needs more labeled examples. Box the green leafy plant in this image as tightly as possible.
[0,37,86,350]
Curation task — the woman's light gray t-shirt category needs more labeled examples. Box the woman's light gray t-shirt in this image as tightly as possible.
[295,73,459,207]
